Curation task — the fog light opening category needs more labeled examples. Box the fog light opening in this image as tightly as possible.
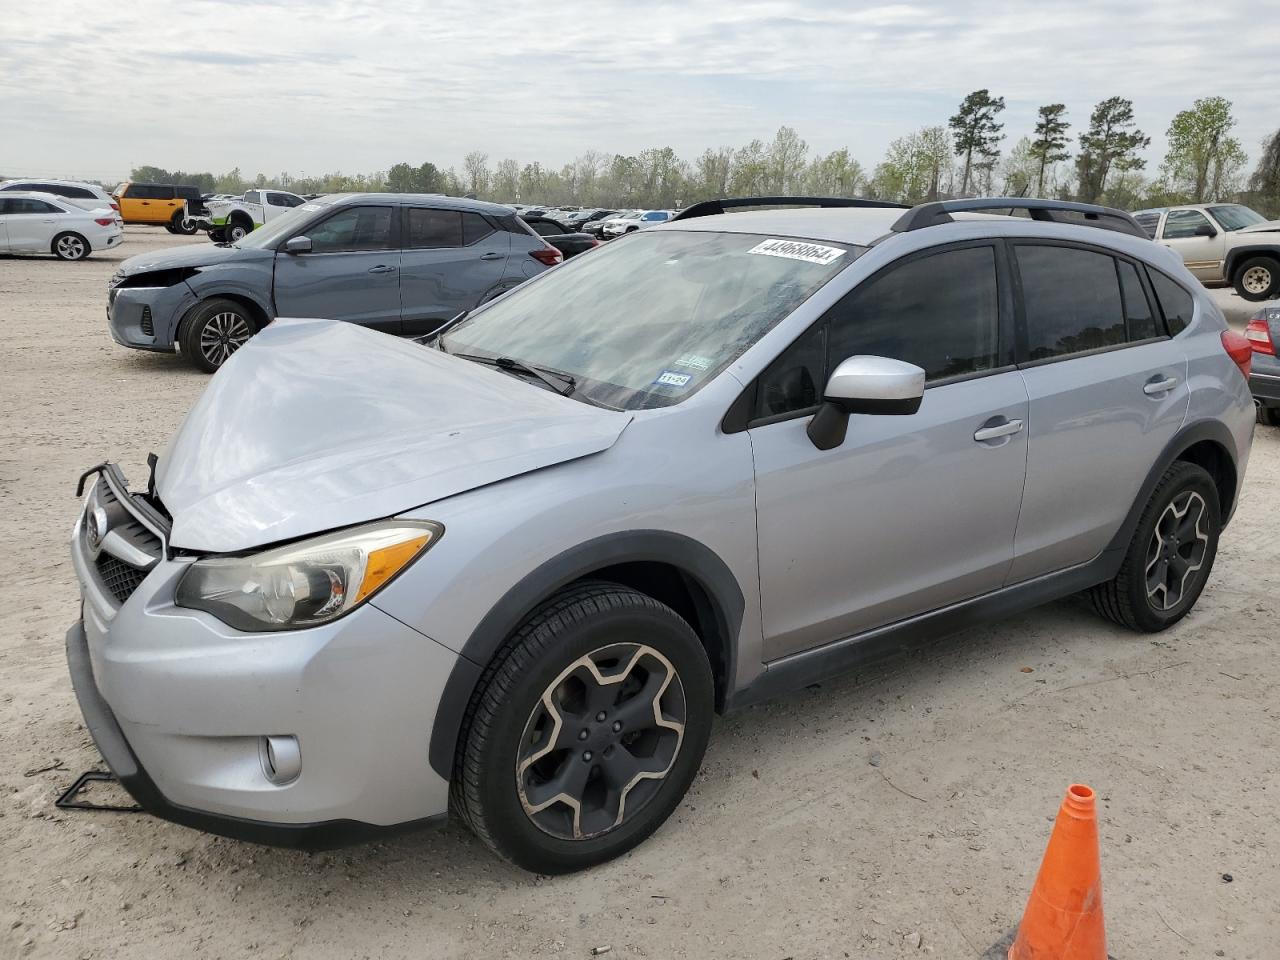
[260,735,301,785]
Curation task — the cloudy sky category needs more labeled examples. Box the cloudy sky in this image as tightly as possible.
[3,0,1277,183]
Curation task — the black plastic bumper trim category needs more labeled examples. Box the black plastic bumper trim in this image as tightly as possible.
[65,622,444,850]
[1249,373,1280,403]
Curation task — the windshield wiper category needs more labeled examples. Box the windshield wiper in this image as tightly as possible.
[452,352,576,396]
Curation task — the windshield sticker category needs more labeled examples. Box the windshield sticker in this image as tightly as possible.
[654,370,693,388]
[675,353,713,371]
[747,238,845,266]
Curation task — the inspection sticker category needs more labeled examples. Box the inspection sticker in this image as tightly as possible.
[747,238,845,265]
[675,353,713,371]
[653,370,693,388]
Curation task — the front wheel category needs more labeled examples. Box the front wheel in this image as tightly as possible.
[171,212,199,235]
[1234,256,1280,301]
[454,582,713,874]
[51,232,90,261]
[1089,461,1221,632]
[179,298,255,373]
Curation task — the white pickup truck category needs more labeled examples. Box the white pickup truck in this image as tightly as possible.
[194,189,308,242]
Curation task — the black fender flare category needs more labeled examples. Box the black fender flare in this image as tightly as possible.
[426,530,745,780]
[1103,418,1241,562]
[1224,244,1280,280]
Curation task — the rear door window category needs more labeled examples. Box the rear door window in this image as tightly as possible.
[1014,244,1126,361]
[1116,260,1159,341]
[244,190,261,205]
[306,206,395,252]
[462,212,495,244]
[406,208,462,248]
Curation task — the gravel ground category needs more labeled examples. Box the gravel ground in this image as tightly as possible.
[1,228,1277,960]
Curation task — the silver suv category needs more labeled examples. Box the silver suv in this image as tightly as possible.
[68,197,1255,874]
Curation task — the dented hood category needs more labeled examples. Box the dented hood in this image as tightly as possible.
[157,318,631,552]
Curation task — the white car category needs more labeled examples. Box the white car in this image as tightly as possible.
[1,178,118,214]
[0,191,122,260]
[601,209,675,238]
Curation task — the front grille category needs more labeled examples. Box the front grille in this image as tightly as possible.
[140,305,153,336]
[94,553,148,604]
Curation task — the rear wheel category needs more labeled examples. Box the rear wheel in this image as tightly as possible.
[1089,461,1220,632]
[208,228,227,243]
[1258,403,1280,427]
[454,581,713,874]
[51,232,90,261]
[1234,256,1280,301]
[179,298,255,373]
[225,218,252,243]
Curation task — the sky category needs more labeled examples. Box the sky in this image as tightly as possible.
[3,0,1278,184]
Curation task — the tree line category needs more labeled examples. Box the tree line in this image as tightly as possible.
[128,93,1280,217]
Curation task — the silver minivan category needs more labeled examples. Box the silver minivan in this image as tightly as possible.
[68,197,1255,873]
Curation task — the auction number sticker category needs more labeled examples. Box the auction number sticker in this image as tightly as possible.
[654,370,693,387]
[747,238,845,265]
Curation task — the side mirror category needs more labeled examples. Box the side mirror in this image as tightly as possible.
[284,235,312,254]
[807,356,926,450]
[1193,223,1217,238]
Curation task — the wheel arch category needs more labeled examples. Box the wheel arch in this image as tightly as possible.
[427,530,745,780]
[177,291,272,342]
[1225,245,1280,280]
[1105,420,1241,561]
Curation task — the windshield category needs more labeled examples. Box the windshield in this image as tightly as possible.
[442,230,859,409]
[1207,204,1268,231]
[234,202,330,248]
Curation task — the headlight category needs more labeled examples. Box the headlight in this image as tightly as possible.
[175,520,442,631]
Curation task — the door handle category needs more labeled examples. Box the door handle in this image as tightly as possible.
[479,252,503,261]
[368,265,397,274]
[1143,376,1179,396]
[974,418,1024,442]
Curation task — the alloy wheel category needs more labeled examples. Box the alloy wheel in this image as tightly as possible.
[1242,265,1273,296]
[228,224,248,242]
[199,311,251,367]
[516,643,686,840]
[1145,491,1209,611]
[56,235,86,259]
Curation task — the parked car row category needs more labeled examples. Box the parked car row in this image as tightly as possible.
[0,190,121,259]
[107,194,563,371]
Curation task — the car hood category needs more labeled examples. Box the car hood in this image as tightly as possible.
[156,317,632,552]
[1238,220,1280,234]
[119,241,268,276]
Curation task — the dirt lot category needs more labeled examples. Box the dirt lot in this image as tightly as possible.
[1,228,1277,959]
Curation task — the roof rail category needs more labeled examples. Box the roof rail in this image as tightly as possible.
[892,198,1148,239]
[672,196,910,221]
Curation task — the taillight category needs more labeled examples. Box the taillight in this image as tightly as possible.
[1221,329,1253,380]
[529,245,563,267]
[94,217,114,226]
[111,202,120,211]
[1245,317,1275,356]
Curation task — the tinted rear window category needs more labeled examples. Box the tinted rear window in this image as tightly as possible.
[1147,269,1195,336]
[1015,245,1126,360]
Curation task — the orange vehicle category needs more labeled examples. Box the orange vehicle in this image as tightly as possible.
[112,182,203,234]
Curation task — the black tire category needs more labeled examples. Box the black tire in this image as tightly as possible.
[1233,255,1280,302]
[225,217,252,243]
[209,228,228,244]
[453,581,714,874]
[1258,403,1280,427]
[51,232,90,261]
[170,211,198,235]
[179,298,255,373]
[1089,461,1221,632]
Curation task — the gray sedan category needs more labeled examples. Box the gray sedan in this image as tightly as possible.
[106,193,563,371]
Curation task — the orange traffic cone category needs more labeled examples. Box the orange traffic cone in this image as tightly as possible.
[1009,783,1107,960]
